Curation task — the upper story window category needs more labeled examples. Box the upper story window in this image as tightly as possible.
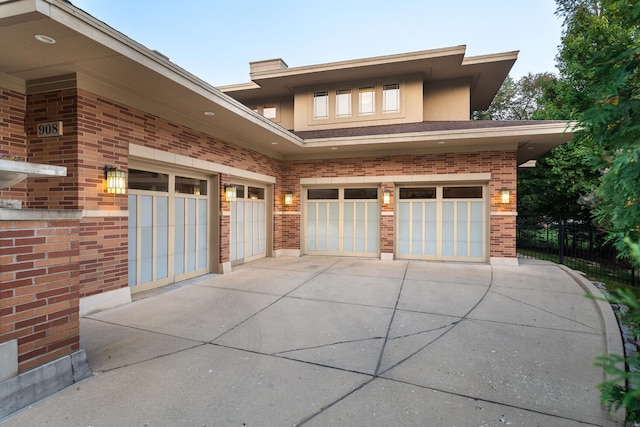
[358,87,375,115]
[335,89,351,117]
[263,104,277,119]
[251,103,278,120]
[382,83,400,113]
[313,91,329,119]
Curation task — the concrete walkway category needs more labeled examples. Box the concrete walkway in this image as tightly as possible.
[1,257,625,426]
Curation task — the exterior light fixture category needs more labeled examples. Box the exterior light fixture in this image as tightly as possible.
[105,166,126,194]
[383,191,391,205]
[224,185,237,202]
[500,188,510,204]
[284,192,293,206]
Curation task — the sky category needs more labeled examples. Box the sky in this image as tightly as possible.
[69,0,564,87]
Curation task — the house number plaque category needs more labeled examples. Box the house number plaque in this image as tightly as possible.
[37,121,63,137]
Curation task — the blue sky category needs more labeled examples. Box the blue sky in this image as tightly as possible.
[70,0,564,86]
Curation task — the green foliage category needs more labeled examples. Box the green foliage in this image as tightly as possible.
[594,288,640,421]
[472,73,559,120]
[558,0,640,266]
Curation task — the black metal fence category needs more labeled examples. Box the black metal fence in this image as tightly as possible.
[517,219,638,287]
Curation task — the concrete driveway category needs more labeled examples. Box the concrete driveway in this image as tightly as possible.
[1,257,624,426]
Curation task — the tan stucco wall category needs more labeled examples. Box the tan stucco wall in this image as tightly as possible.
[292,75,424,131]
[423,78,471,121]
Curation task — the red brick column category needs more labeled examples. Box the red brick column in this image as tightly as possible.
[380,182,395,259]
[219,174,231,270]
[0,218,80,373]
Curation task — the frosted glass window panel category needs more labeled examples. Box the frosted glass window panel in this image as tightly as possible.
[246,201,254,257]
[140,195,153,284]
[174,198,185,275]
[411,202,423,255]
[313,91,329,119]
[259,203,266,254]
[470,202,484,257]
[457,202,468,257]
[335,89,351,117]
[343,203,354,253]
[307,202,317,251]
[128,195,137,286]
[359,87,375,115]
[382,83,400,113]
[367,202,378,253]
[425,203,437,256]
[355,202,366,253]
[198,199,208,269]
[398,202,410,255]
[230,201,237,262]
[156,196,169,279]
[318,202,327,251]
[329,202,339,252]
[236,201,245,262]
[442,202,455,256]
[187,199,196,273]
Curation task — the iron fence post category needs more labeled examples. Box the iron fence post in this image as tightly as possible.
[559,220,565,265]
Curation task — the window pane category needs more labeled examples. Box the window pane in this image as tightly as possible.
[247,186,265,200]
[359,87,375,115]
[383,83,400,113]
[308,188,338,199]
[344,188,377,199]
[128,169,168,192]
[313,91,329,119]
[336,89,351,117]
[231,184,245,199]
[263,104,277,119]
[443,187,483,199]
[175,176,207,195]
[399,188,436,199]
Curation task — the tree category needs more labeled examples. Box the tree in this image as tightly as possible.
[556,0,640,265]
[472,73,558,120]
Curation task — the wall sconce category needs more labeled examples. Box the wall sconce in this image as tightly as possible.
[383,191,391,205]
[284,192,293,206]
[224,185,237,202]
[105,166,126,194]
[500,188,510,204]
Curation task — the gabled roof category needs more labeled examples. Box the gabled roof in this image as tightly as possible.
[219,47,519,111]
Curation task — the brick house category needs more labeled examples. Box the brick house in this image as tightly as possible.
[0,0,572,415]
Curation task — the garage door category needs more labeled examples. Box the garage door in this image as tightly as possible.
[397,185,486,261]
[230,184,267,265]
[304,187,379,256]
[128,169,210,292]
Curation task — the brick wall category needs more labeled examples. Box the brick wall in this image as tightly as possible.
[0,219,80,373]
[0,88,27,204]
[282,151,518,258]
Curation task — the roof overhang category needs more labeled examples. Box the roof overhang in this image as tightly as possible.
[219,47,518,111]
[283,122,574,163]
[0,1,570,166]
[0,0,303,159]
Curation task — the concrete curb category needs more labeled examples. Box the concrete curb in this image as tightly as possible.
[558,264,626,424]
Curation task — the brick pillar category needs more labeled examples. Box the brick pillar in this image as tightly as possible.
[0,218,81,373]
[380,182,395,260]
[219,174,231,272]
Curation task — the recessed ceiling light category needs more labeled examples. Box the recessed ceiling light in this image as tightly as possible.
[34,34,56,44]
[203,111,215,116]
[331,147,338,150]
[271,142,279,145]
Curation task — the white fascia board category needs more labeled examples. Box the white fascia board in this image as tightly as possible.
[301,122,574,148]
